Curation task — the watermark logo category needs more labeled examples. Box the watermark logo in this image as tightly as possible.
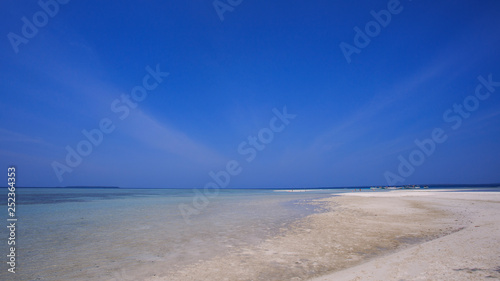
[179,106,296,224]
[213,0,243,21]
[339,0,405,64]
[51,64,169,182]
[110,268,136,281]
[7,0,70,54]
[384,74,499,185]
[6,166,17,274]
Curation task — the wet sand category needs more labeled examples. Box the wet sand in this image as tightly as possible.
[138,189,500,281]
[310,190,500,280]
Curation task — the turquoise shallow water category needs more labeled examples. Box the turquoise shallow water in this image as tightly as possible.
[3,187,497,280]
[0,188,342,281]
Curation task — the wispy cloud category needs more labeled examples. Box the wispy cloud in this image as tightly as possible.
[120,110,227,167]
[0,128,58,149]
[308,57,457,156]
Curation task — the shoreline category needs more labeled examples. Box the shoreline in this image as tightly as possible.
[309,190,500,280]
[141,189,500,280]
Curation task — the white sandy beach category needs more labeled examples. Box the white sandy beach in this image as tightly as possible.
[136,189,500,281]
[310,190,500,280]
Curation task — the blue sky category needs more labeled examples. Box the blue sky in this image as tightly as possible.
[1,0,500,188]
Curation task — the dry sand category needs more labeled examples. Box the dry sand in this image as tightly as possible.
[310,190,500,281]
[138,190,500,281]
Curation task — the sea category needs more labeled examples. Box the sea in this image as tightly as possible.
[1,186,498,280]
[0,187,347,281]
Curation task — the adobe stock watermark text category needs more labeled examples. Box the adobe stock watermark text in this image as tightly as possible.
[384,74,499,185]
[51,65,169,182]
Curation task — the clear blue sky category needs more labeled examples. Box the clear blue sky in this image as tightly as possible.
[1,0,500,188]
